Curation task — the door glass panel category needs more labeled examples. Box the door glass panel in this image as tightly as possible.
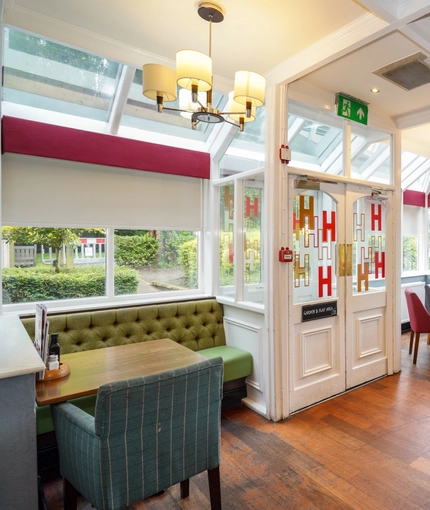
[293,191,337,303]
[353,197,386,294]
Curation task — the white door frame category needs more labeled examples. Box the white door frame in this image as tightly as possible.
[287,171,394,413]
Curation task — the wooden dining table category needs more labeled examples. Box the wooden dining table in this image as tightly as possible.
[35,338,208,406]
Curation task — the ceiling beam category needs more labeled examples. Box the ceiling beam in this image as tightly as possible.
[395,107,430,129]
[355,0,399,22]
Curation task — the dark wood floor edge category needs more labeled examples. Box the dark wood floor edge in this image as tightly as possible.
[287,374,391,418]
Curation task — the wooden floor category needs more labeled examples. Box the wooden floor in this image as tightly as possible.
[42,333,430,509]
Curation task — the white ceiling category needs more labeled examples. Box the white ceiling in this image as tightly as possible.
[3,0,367,78]
[4,0,430,155]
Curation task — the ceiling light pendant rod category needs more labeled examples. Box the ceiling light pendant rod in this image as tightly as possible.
[203,9,214,109]
[209,12,212,58]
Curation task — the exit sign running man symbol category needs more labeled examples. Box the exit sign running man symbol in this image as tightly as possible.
[337,93,368,125]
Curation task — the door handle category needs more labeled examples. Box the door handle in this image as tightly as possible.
[346,244,352,276]
[339,244,352,277]
[339,244,345,276]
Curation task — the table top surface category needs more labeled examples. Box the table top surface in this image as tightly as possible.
[35,339,207,406]
[0,315,45,380]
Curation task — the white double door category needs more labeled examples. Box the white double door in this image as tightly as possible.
[288,177,390,413]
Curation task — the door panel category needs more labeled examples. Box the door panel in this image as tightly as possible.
[289,179,345,412]
[346,188,387,389]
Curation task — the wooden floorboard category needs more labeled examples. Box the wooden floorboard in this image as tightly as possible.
[42,333,430,509]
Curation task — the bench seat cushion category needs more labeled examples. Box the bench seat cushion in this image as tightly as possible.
[200,345,252,382]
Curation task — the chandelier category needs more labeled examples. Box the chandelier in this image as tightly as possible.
[142,1,266,132]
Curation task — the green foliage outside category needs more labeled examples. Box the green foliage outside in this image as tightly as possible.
[2,265,138,304]
[220,237,234,286]
[179,238,198,288]
[1,226,199,302]
[114,230,148,237]
[159,231,195,267]
[403,235,418,271]
[2,226,105,273]
[220,231,262,287]
[9,28,120,79]
[114,234,158,269]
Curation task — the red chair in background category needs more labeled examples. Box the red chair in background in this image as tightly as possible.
[404,288,430,364]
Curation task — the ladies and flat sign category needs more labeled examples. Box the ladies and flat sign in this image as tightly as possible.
[336,93,368,125]
[302,301,337,322]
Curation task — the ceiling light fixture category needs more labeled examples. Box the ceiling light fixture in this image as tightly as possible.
[370,87,380,93]
[142,1,266,132]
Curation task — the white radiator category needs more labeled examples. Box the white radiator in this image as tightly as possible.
[401,281,425,323]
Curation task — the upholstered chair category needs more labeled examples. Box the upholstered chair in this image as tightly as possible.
[405,288,430,364]
[51,357,223,510]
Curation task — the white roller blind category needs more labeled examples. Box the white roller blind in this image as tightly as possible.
[2,154,203,230]
[403,205,425,237]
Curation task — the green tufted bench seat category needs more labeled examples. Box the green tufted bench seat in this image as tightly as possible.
[21,298,252,436]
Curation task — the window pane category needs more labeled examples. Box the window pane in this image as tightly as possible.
[3,27,121,121]
[401,150,430,191]
[293,191,338,303]
[219,184,235,296]
[2,227,108,304]
[219,106,265,178]
[244,178,264,303]
[113,230,198,295]
[288,101,343,175]
[351,126,392,184]
[403,235,419,271]
[352,198,386,294]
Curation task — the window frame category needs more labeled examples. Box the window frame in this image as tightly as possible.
[213,167,265,311]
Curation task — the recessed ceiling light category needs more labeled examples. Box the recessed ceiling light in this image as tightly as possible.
[370,88,380,93]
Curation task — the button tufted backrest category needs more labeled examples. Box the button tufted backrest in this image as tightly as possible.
[21,299,226,354]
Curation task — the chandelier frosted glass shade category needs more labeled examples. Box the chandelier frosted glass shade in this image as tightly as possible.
[179,89,207,119]
[142,64,177,104]
[233,71,266,107]
[176,50,212,93]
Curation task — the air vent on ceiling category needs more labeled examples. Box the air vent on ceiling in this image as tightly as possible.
[373,52,430,91]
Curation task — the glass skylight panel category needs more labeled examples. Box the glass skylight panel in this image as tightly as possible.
[3,27,121,122]
[121,69,226,142]
[289,118,343,172]
[228,105,266,150]
[287,102,344,173]
[219,106,265,178]
[351,127,392,184]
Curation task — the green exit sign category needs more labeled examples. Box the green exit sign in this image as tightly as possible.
[336,93,368,125]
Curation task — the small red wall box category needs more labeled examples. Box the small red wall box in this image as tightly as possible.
[279,247,293,262]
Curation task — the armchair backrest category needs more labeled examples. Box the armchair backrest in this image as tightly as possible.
[93,357,223,502]
[405,288,430,333]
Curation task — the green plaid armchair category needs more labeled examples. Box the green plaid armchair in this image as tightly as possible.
[51,357,224,510]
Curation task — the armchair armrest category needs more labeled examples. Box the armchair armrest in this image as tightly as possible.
[51,402,97,437]
[51,402,102,503]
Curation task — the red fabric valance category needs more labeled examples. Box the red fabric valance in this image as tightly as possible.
[403,190,425,207]
[1,116,210,179]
